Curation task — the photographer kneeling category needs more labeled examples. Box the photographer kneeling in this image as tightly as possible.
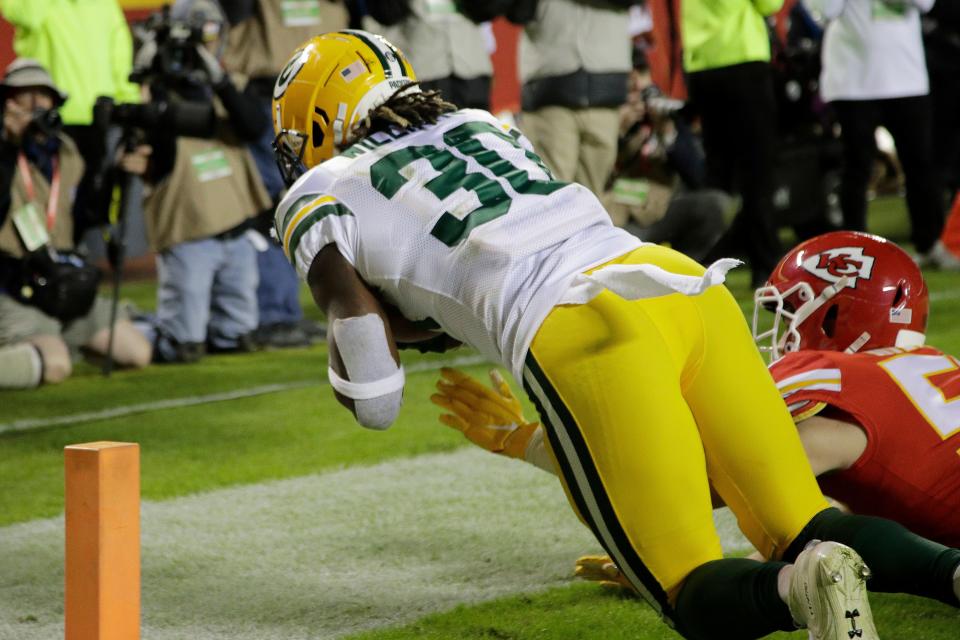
[603,65,729,263]
[0,59,151,389]
[129,0,271,364]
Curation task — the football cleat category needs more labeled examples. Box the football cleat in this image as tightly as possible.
[788,540,879,640]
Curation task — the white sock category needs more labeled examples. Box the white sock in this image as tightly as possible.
[0,343,43,388]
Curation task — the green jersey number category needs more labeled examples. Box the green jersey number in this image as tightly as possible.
[370,121,565,246]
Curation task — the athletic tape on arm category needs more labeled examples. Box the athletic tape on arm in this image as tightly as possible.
[327,366,405,399]
[328,314,404,430]
[524,426,559,475]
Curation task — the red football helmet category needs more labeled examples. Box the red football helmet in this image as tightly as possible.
[752,231,929,360]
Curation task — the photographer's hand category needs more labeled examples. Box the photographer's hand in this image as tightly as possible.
[196,44,226,87]
[3,99,32,144]
[117,144,152,176]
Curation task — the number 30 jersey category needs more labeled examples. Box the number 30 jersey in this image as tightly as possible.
[770,346,960,546]
[274,109,641,377]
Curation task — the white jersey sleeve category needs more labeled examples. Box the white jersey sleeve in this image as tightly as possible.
[274,168,360,278]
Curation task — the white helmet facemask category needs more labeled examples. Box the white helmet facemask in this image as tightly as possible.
[751,276,850,362]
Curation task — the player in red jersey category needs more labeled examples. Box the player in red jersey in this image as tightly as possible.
[753,230,960,548]
[766,345,960,547]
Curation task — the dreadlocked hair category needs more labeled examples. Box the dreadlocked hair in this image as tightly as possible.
[352,86,457,141]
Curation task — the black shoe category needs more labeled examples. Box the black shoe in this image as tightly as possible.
[253,322,312,349]
[297,318,327,342]
[208,332,258,354]
[152,338,205,364]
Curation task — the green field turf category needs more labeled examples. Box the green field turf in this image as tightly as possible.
[2,197,959,639]
[348,583,960,640]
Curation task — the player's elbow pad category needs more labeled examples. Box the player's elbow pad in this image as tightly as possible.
[328,314,404,430]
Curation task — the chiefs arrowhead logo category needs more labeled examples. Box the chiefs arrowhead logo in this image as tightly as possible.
[801,247,875,288]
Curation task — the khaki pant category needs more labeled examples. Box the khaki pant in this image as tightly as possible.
[0,294,121,358]
[519,106,619,196]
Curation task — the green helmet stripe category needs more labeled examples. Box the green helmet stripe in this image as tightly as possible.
[342,30,398,79]
[379,37,410,79]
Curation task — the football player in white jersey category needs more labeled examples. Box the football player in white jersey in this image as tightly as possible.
[270,31,959,639]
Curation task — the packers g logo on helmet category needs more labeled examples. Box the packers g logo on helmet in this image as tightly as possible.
[272,30,418,185]
[274,48,310,101]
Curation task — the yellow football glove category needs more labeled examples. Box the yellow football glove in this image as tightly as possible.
[574,555,637,595]
[430,367,540,459]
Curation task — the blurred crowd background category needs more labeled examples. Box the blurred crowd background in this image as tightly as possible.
[0,0,958,390]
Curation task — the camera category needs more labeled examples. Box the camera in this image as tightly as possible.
[27,107,64,139]
[92,96,212,141]
[93,4,226,144]
[130,5,208,86]
[640,86,685,120]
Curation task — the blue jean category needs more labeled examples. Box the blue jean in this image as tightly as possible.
[249,97,285,201]
[256,242,303,326]
[155,235,259,353]
[248,97,304,326]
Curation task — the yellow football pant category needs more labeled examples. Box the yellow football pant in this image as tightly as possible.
[522,245,829,618]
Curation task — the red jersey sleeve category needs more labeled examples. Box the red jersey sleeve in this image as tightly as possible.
[768,351,838,422]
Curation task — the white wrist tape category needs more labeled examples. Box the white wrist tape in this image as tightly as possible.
[524,426,558,476]
[329,313,404,430]
[327,365,405,399]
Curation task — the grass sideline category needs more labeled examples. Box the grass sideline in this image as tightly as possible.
[2,198,959,638]
[346,583,960,640]
[0,357,495,527]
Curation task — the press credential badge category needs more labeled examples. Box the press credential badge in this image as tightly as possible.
[191,149,233,183]
[12,202,49,252]
[425,0,458,21]
[872,0,908,19]
[281,0,321,26]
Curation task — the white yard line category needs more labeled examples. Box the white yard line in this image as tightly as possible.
[0,448,751,640]
[0,355,486,435]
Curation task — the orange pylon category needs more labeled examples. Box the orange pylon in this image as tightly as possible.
[65,442,140,640]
